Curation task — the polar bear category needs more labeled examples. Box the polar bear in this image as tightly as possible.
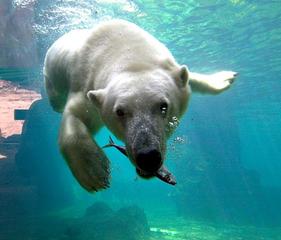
[44,20,237,192]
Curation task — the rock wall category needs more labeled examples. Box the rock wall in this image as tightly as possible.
[0,80,40,138]
[0,0,38,67]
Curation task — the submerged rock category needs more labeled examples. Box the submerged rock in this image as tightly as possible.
[15,99,75,210]
[65,202,150,240]
[84,201,114,221]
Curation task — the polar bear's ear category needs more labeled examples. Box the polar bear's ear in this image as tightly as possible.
[87,89,106,107]
[176,65,189,88]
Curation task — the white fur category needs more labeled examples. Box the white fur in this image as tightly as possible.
[44,19,237,192]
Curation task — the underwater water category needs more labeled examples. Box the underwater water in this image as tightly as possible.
[0,0,281,239]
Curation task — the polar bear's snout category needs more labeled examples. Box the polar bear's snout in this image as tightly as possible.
[136,148,162,173]
[125,113,166,175]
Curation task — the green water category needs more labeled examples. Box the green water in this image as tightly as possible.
[0,0,281,239]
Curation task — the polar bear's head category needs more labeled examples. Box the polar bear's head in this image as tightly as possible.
[87,66,190,177]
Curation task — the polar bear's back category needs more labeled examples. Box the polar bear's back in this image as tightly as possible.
[81,20,177,89]
[44,29,91,83]
[44,29,92,112]
[44,20,177,112]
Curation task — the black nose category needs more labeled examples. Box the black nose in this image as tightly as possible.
[136,149,162,173]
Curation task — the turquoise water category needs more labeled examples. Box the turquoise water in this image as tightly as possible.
[1,0,281,239]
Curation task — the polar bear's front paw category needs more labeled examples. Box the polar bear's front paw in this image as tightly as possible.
[64,145,110,192]
[208,71,238,93]
[80,158,110,192]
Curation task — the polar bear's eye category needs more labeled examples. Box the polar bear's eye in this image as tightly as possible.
[116,108,125,117]
[160,102,168,116]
